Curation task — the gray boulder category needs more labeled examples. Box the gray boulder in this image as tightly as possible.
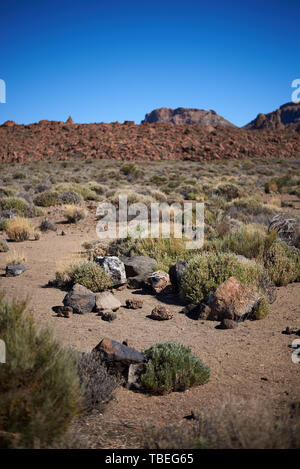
[63,283,95,314]
[121,255,157,288]
[6,264,26,277]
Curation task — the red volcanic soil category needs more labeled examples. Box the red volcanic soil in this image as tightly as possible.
[1,119,300,163]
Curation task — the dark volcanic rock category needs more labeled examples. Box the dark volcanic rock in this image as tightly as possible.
[169,261,187,290]
[63,283,95,314]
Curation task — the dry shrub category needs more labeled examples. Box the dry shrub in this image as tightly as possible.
[5,216,33,241]
[143,397,300,449]
[63,205,87,223]
[77,351,118,412]
[7,248,27,265]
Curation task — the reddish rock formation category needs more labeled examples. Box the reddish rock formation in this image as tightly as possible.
[0,111,300,163]
[142,107,235,127]
[245,102,300,130]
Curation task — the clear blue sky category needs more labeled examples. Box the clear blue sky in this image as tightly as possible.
[0,0,299,126]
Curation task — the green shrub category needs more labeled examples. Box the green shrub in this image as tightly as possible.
[34,191,60,207]
[56,184,99,201]
[13,171,27,180]
[0,197,40,217]
[180,252,267,304]
[264,241,300,286]
[108,236,195,272]
[0,292,82,447]
[214,183,242,201]
[220,227,277,260]
[56,261,113,292]
[141,342,210,395]
[251,297,270,320]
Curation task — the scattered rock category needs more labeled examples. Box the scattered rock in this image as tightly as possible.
[121,255,157,288]
[0,237,9,252]
[127,363,146,390]
[101,310,117,322]
[93,337,146,380]
[149,305,173,321]
[5,264,27,277]
[204,277,260,322]
[57,306,73,318]
[94,337,145,364]
[126,298,143,309]
[95,291,121,312]
[169,261,187,290]
[283,326,300,336]
[218,318,238,329]
[63,283,95,314]
[95,256,126,285]
[268,214,299,247]
[146,270,171,293]
[121,255,157,277]
[127,275,147,289]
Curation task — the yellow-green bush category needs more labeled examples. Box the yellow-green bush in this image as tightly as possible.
[264,241,300,286]
[55,260,113,292]
[34,190,60,207]
[141,342,210,395]
[0,292,82,447]
[5,216,33,241]
[180,252,267,305]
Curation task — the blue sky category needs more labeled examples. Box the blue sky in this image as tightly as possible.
[0,0,299,126]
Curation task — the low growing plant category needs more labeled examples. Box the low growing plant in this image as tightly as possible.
[141,342,210,395]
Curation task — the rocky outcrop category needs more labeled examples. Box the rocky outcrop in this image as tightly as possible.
[245,102,300,130]
[0,116,299,163]
[142,107,236,127]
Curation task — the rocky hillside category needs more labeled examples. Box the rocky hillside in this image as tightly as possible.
[245,102,300,130]
[141,107,235,127]
[0,118,300,163]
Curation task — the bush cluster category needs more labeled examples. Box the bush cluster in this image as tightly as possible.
[180,252,267,305]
